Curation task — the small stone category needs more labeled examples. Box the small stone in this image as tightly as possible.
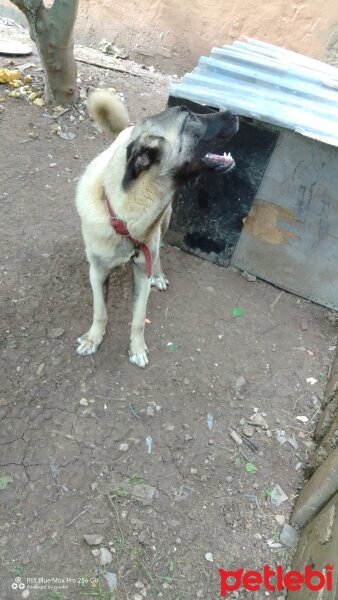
[48,327,65,338]
[208,439,215,445]
[280,523,298,547]
[119,443,129,452]
[105,572,117,590]
[205,552,213,562]
[275,514,286,526]
[175,537,182,544]
[242,424,254,437]
[226,476,233,483]
[134,594,143,600]
[83,534,103,545]
[249,413,268,430]
[270,484,288,507]
[242,271,256,282]
[135,581,145,589]
[162,582,170,589]
[196,591,203,598]
[80,397,88,406]
[253,533,262,540]
[91,548,100,557]
[22,591,30,599]
[146,406,154,417]
[99,546,113,565]
[235,376,247,390]
[163,423,175,431]
[91,482,98,491]
[0,536,8,546]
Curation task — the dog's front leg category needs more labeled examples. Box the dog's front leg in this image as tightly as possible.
[77,260,110,356]
[151,205,171,291]
[129,262,151,368]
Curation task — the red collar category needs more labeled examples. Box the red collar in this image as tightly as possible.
[105,197,152,278]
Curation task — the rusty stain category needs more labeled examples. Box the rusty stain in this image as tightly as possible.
[244,199,301,244]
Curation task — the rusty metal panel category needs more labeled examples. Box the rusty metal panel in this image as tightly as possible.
[231,130,338,310]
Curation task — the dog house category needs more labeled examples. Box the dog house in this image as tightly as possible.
[167,39,338,310]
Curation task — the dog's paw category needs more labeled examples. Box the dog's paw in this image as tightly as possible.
[129,349,149,368]
[77,335,99,356]
[151,273,169,291]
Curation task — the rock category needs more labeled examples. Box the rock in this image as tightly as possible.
[83,534,103,545]
[280,523,298,547]
[146,405,154,417]
[134,594,143,600]
[119,443,129,452]
[249,413,268,430]
[270,484,288,507]
[135,581,145,589]
[242,271,256,282]
[91,549,100,557]
[205,552,214,562]
[80,397,88,406]
[99,547,113,566]
[242,424,254,437]
[48,327,65,338]
[22,591,30,599]
[275,514,286,525]
[109,483,158,505]
[235,376,247,390]
[163,423,175,431]
[105,572,117,590]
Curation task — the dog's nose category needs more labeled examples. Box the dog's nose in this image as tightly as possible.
[224,110,238,120]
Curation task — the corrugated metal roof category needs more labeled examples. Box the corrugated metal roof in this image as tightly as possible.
[170,39,338,147]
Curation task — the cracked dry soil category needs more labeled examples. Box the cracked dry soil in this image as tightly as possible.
[1,45,338,600]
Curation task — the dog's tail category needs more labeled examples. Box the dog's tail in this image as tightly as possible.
[87,90,130,135]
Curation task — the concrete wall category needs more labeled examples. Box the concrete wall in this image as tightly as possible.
[2,0,338,73]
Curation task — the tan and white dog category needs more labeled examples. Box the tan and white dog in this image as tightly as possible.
[75,90,238,367]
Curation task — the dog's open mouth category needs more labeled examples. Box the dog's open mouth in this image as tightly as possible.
[202,152,235,173]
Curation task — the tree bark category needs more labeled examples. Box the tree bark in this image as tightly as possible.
[10,0,79,105]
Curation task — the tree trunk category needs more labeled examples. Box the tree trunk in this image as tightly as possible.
[10,0,79,105]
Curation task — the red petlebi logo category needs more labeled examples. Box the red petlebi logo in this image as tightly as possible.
[218,564,333,596]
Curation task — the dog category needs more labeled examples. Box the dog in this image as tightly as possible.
[75,90,239,367]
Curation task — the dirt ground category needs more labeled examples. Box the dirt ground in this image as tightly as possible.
[1,21,338,600]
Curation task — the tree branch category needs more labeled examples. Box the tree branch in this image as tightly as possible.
[10,0,44,15]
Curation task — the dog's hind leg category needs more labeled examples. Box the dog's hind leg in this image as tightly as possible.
[151,204,172,291]
[129,262,151,368]
[77,260,110,356]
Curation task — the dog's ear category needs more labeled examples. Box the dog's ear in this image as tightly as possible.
[123,135,165,188]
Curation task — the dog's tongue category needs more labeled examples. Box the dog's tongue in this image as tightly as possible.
[203,152,235,170]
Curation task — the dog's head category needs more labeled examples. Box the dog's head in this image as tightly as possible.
[122,106,239,189]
